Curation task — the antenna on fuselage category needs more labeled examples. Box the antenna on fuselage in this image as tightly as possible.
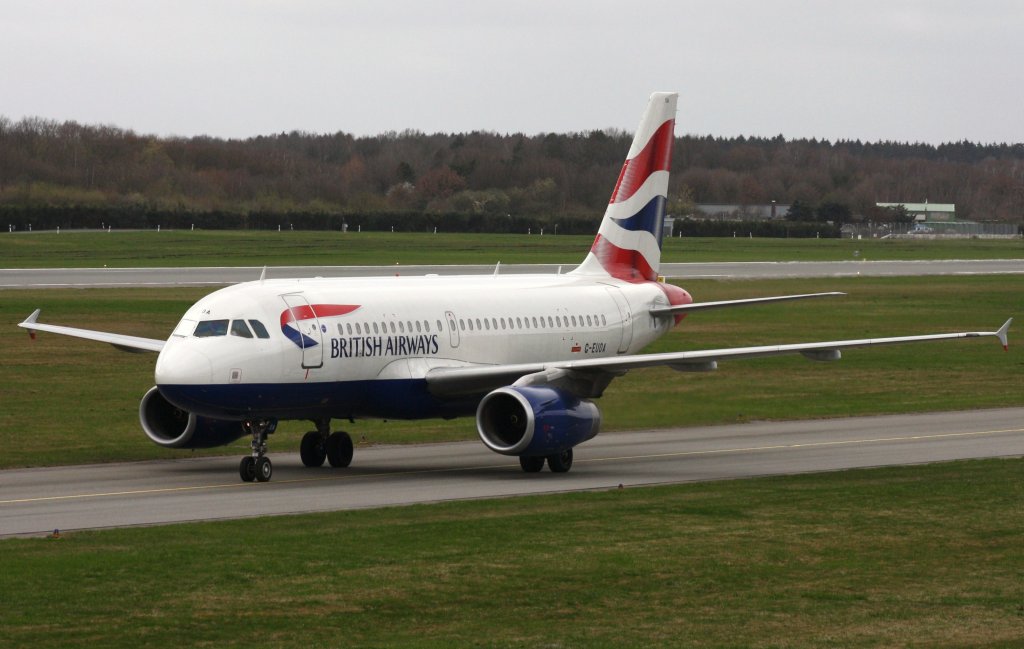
[259,266,267,283]
[493,262,501,276]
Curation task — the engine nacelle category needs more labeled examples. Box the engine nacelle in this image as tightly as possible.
[139,386,249,449]
[476,386,601,457]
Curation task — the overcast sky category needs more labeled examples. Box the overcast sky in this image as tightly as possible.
[2,1,1022,144]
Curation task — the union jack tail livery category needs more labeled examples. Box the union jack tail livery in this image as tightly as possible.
[573,91,677,282]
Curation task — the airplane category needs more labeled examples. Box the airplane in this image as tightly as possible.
[20,92,1012,483]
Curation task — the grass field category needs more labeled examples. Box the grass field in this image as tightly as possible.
[2,234,1022,647]
[2,275,1021,469]
[2,458,1022,648]
[1,230,1022,267]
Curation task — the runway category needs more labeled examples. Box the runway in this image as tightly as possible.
[2,407,1022,537]
[1,259,1023,287]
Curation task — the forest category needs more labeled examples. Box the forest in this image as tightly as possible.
[1,115,1022,233]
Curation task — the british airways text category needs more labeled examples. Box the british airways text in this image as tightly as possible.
[330,334,439,359]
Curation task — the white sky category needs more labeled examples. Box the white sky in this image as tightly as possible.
[2,0,1022,144]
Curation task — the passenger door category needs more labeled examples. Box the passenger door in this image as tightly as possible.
[444,310,460,349]
[280,293,324,369]
[603,286,633,354]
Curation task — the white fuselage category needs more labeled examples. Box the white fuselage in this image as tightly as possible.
[154,273,680,421]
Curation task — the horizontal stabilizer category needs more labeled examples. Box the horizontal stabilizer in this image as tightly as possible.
[650,292,845,316]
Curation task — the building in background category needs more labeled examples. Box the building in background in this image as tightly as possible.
[876,202,956,222]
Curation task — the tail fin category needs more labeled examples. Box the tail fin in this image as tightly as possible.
[573,92,677,281]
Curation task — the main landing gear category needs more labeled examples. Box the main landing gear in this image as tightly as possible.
[300,419,353,469]
[519,449,574,473]
[239,418,277,483]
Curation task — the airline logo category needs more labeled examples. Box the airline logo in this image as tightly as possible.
[590,116,673,282]
[280,304,360,349]
[571,92,677,284]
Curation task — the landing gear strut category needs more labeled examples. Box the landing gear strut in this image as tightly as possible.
[300,419,353,469]
[239,418,277,482]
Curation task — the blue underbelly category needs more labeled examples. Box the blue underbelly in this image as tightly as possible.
[158,380,478,421]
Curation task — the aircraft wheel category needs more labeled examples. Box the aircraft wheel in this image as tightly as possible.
[547,449,573,473]
[300,431,327,467]
[239,456,257,482]
[256,456,273,482]
[519,456,545,473]
[326,431,354,468]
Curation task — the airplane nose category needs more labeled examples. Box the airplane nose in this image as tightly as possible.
[155,341,213,385]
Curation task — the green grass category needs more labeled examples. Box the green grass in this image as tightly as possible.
[2,458,1023,648]
[1,230,1022,267]
[1,275,1021,469]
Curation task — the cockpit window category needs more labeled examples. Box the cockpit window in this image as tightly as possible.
[248,320,270,339]
[172,318,197,337]
[193,319,229,337]
[231,320,254,338]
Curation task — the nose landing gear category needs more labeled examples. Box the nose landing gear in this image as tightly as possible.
[239,418,277,482]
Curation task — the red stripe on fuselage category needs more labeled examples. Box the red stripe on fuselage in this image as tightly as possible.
[280,304,361,327]
[608,119,674,204]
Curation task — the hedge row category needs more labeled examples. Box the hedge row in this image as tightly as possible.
[1,206,840,238]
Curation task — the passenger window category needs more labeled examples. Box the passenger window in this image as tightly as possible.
[399,321,405,333]
[500,318,506,330]
[373,322,379,334]
[194,319,229,337]
[231,320,254,338]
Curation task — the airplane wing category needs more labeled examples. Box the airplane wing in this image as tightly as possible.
[19,309,165,353]
[425,318,1012,398]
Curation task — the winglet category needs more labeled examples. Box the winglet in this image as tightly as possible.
[22,309,41,340]
[996,317,1012,351]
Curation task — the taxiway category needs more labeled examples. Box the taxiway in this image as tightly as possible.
[2,407,1021,537]
[1,259,1023,288]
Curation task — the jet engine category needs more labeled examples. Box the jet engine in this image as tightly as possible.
[476,386,600,457]
[139,386,249,449]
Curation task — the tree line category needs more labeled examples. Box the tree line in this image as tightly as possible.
[0,116,1021,233]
